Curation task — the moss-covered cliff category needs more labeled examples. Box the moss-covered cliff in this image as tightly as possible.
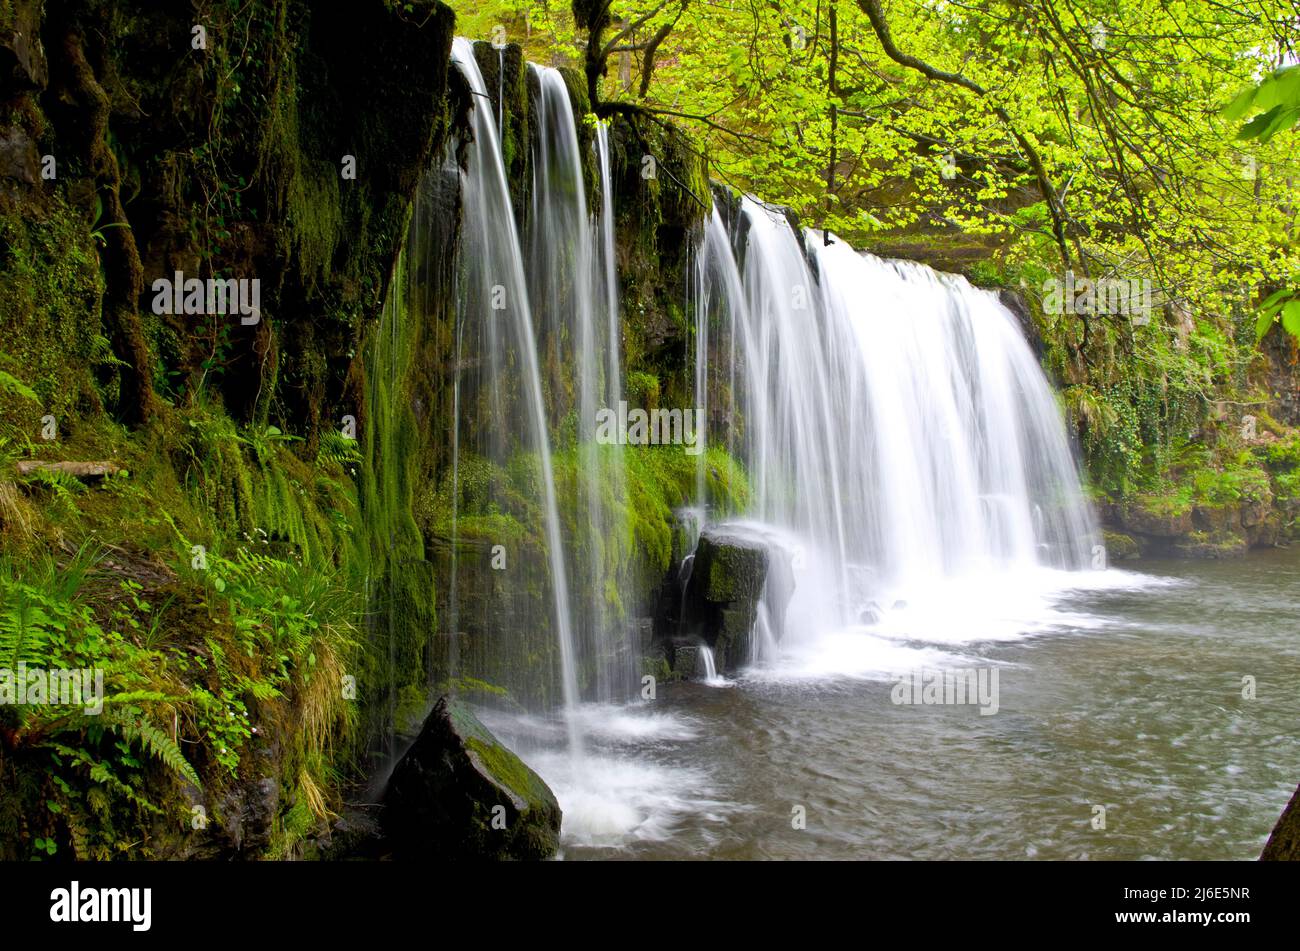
[0,0,457,860]
[0,2,721,860]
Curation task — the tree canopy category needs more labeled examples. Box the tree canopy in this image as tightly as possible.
[453,0,1297,340]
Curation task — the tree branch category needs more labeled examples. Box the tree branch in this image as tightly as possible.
[853,0,1072,268]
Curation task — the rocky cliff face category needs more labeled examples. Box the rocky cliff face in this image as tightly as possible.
[1261,782,1300,860]
[2,0,456,434]
[0,0,459,860]
[0,5,717,860]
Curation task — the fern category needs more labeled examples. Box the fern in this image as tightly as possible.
[317,430,362,467]
[108,716,203,791]
[0,581,57,668]
[63,807,90,860]
[41,708,205,793]
[47,742,162,815]
[22,467,85,501]
[103,690,179,705]
[0,369,38,403]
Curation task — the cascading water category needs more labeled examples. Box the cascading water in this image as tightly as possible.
[697,645,725,686]
[527,65,636,704]
[691,208,754,521]
[449,39,583,757]
[693,196,1099,660]
[444,43,646,770]
[595,122,623,406]
[443,39,1098,850]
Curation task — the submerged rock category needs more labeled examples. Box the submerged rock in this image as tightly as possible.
[1261,783,1300,860]
[382,697,561,861]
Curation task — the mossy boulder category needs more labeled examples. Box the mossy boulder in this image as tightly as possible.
[1191,503,1236,534]
[676,526,791,673]
[1101,530,1141,561]
[1169,531,1248,559]
[1119,498,1193,537]
[381,696,561,861]
[1261,783,1300,860]
[696,531,767,603]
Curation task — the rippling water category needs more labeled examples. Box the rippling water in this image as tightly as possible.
[486,549,1300,860]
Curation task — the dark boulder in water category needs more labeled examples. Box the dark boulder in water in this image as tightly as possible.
[382,697,562,860]
[676,526,793,673]
[1261,783,1300,860]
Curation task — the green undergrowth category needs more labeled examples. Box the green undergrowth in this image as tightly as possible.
[963,254,1296,523]
[428,441,747,602]
[1113,427,1299,539]
[0,399,367,860]
[421,439,749,706]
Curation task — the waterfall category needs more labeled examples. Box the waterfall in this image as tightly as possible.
[595,122,623,406]
[695,196,1098,658]
[698,645,725,685]
[443,42,647,764]
[448,32,1093,757]
[591,120,634,703]
[437,40,1099,848]
[692,209,749,518]
[527,66,636,704]
[450,40,583,757]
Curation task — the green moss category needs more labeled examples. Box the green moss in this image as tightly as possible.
[463,730,553,807]
[1102,529,1141,560]
[1132,487,1194,518]
[703,541,766,602]
[0,191,111,432]
[1171,530,1249,558]
[626,371,661,409]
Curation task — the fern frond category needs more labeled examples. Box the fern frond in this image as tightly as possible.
[316,431,362,468]
[116,718,203,791]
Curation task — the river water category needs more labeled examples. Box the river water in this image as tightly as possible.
[487,548,1300,860]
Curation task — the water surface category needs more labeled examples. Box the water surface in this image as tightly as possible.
[492,549,1300,860]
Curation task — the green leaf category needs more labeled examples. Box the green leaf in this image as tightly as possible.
[1282,301,1300,338]
[1221,84,1257,121]
[1261,288,1291,313]
[1255,308,1275,343]
[1237,104,1300,143]
[1255,65,1300,113]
